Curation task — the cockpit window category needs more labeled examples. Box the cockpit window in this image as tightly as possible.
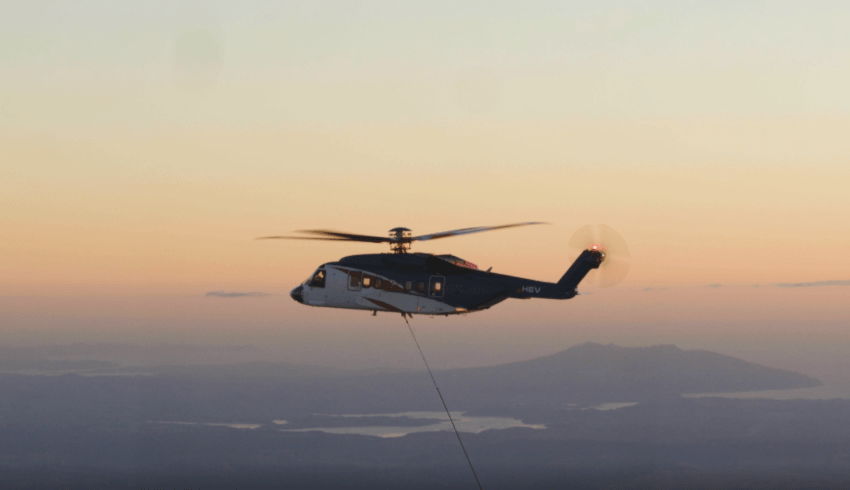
[308,269,326,288]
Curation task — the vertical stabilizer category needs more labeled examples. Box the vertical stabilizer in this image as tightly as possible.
[558,249,604,291]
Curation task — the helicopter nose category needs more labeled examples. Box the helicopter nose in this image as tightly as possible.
[290,285,305,304]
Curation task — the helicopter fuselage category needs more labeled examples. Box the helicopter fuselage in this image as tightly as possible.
[290,251,601,316]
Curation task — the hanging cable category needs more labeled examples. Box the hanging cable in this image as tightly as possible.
[401,313,484,490]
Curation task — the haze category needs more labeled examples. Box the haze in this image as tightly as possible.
[2,2,849,378]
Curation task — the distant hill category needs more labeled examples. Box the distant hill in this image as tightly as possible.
[0,343,272,366]
[0,342,822,412]
[135,362,353,380]
[0,358,117,374]
[432,343,822,405]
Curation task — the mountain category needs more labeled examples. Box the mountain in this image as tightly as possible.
[432,343,822,405]
[0,343,822,414]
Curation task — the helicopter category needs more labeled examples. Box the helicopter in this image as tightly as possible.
[259,222,629,316]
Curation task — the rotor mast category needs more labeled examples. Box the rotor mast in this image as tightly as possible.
[389,227,412,253]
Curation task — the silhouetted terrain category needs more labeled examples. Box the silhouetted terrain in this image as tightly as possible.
[0,343,844,489]
[436,343,821,405]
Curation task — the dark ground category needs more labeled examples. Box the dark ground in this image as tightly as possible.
[0,344,847,489]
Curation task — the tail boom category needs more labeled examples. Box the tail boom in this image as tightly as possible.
[557,249,604,293]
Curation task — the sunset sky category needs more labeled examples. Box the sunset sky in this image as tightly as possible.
[2,2,849,373]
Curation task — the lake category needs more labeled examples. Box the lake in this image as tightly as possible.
[277,411,545,438]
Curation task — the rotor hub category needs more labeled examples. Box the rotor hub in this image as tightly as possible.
[388,227,413,253]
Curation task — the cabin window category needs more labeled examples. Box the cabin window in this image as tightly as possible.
[362,276,371,288]
[405,280,413,291]
[429,277,444,297]
[308,269,326,288]
[374,278,382,289]
[416,281,426,293]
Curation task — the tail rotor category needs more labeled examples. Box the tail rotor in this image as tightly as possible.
[568,224,630,288]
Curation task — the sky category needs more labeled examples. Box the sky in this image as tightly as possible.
[2,1,849,373]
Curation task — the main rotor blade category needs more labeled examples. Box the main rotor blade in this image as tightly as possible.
[297,229,391,243]
[258,229,390,243]
[411,222,547,242]
[255,236,351,241]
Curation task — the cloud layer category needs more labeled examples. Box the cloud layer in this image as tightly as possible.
[205,291,268,298]
[777,280,850,288]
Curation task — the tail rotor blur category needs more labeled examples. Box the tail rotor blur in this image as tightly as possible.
[568,224,630,288]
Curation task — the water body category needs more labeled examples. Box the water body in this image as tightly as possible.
[149,421,262,430]
[149,386,842,438]
[278,411,545,439]
[584,402,639,411]
[685,381,850,401]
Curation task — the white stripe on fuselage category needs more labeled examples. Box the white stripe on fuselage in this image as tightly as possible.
[300,267,465,315]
